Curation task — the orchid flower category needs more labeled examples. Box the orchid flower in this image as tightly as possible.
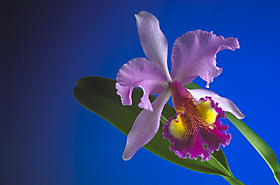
[116,11,244,161]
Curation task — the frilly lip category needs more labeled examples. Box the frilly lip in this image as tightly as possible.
[163,82,231,161]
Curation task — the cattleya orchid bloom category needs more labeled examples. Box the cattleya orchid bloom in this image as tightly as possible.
[116,11,244,161]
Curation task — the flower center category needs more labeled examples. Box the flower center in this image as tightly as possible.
[169,115,186,139]
[169,98,218,139]
[196,99,218,124]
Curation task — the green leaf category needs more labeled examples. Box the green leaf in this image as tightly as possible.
[226,113,280,184]
[73,76,244,184]
[183,84,280,184]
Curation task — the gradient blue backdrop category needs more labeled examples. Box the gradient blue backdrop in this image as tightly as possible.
[2,1,280,184]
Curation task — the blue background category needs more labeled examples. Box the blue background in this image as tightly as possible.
[2,1,280,184]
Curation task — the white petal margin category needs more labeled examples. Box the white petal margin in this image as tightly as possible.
[189,89,245,119]
[122,90,171,160]
[135,11,171,82]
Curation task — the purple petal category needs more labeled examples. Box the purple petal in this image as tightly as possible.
[135,11,171,81]
[170,81,194,113]
[163,109,231,161]
[116,58,169,112]
[122,90,171,160]
[188,89,245,119]
[163,82,231,161]
[171,30,240,87]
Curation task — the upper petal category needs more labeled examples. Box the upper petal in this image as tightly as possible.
[188,88,245,119]
[135,11,171,81]
[122,90,171,160]
[171,30,240,87]
[116,58,169,112]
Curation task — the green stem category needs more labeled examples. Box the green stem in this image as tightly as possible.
[206,155,232,177]
[222,175,245,185]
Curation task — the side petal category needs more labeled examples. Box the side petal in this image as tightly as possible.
[171,30,239,87]
[116,58,169,112]
[188,88,245,119]
[135,11,171,81]
[122,90,171,160]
